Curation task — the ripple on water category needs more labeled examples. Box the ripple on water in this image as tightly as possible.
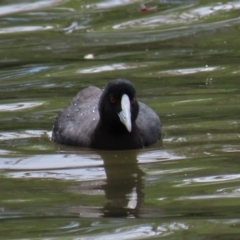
[0,101,45,111]
[222,145,240,153]
[177,174,240,187]
[0,0,63,16]
[79,222,189,239]
[86,0,139,9]
[112,1,240,29]
[159,66,218,75]
[0,148,186,181]
[0,130,49,141]
[137,150,185,163]
[0,153,102,170]
[47,221,189,239]
[0,153,104,181]
[77,63,139,73]
[0,149,13,155]
[0,26,52,34]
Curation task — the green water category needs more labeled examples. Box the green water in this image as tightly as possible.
[0,0,240,239]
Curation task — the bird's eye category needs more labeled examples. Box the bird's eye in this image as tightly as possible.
[131,98,136,104]
[110,97,116,103]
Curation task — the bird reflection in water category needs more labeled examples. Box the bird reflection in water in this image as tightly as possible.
[66,150,146,218]
[101,150,145,218]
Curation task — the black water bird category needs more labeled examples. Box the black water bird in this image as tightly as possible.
[52,79,161,149]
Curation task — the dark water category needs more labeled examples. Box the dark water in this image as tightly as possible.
[0,0,240,239]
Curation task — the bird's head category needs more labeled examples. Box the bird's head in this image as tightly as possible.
[98,79,139,133]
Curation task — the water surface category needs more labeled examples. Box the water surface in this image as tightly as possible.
[0,0,240,239]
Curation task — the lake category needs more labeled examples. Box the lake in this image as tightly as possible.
[0,0,240,239]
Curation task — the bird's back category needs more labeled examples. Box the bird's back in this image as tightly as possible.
[136,102,161,146]
[52,86,102,147]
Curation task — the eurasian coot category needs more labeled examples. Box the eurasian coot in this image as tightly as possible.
[52,79,161,149]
